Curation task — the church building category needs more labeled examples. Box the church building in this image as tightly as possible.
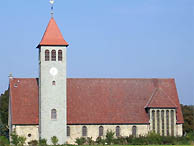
[8,16,184,145]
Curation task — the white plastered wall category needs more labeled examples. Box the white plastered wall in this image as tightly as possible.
[39,46,67,145]
[176,124,183,136]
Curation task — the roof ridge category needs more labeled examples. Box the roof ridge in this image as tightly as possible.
[9,77,175,80]
[67,78,175,80]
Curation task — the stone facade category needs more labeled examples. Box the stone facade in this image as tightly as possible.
[39,46,67,145]
[66,124,149,144]
[11,123,183,144]
[12,125,39,144]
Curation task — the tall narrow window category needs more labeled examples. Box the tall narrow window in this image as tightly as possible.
[58,50,62,61]
[166,110,169,136]
[161,110,164,136]
[52,81,56,86]
[157,110,160,134]
[116,126,120,137]
[67,126,70,136]
[51,109,57,120]
[82,126,87,136]
[171,110,174,136]
[132,126,137,137]
[51,50,56,61]
[45,50,50,61]
[152,110,155,132]
[99,126,104,136]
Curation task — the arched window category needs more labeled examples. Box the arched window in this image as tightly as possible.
[52,81,56,86]
[51,109,57,120]
[171,110,174,136]
[82,126,87,136]
[58,50,62,61]
[99,126,104,136]
[166,110,169,136]
[116,126,120,137]
[51,50,56,61]
[45,50,50,61]
[67,126,70,136]
[157,110,160,134]
[161,110,165,136]
[132,126,137,137]
[152,110,155,132]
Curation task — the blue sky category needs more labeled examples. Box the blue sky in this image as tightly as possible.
[0,0,193,105]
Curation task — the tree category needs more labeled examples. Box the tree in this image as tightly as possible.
[0,90,9,137]
[181,104,194,134]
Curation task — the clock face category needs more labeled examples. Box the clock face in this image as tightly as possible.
[49,67,58,76]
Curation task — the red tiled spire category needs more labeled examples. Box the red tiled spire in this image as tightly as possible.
[38,17,68,47]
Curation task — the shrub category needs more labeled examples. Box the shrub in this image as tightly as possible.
[10,131,19,145]
[175,136,190,145]
[132,135,147,145]
[86,137,94,145]
[105,130,114,145]
[51,136,58,145]
[96,136,105,145]
[10,131,26,146]
[0,136,9,146]
[28,140,38,146]
[75,137,86,145]
[38,138,47,146]
[113,136,127,145]
[17,136,26,146]
[161,136,177,145]
[187,131,194,141]
[146,132,162,144]
[125,135,133,144]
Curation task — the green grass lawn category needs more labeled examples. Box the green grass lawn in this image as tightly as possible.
[76,145,193,146]
[49,145,193,146]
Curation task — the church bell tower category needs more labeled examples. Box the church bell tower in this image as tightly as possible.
[37,16,69,144]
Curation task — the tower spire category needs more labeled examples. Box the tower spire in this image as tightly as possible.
[50,0,55,17]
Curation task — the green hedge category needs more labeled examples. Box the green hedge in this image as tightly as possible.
[1,131,194,146]
[75,131,194,145]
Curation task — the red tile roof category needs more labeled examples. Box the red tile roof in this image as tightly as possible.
[38,18,68,47]
[10,78,184,125]
[9,78,39,125]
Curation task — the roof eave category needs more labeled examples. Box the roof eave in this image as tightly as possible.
[36,44,69,48]
[145,106,177,109]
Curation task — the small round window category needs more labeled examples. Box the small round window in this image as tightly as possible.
[28,133,32,137]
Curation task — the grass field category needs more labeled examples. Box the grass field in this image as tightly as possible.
[70,145,194,146]
[48,143,194,146]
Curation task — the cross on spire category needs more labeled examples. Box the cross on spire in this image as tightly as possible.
[50,0,55,17]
